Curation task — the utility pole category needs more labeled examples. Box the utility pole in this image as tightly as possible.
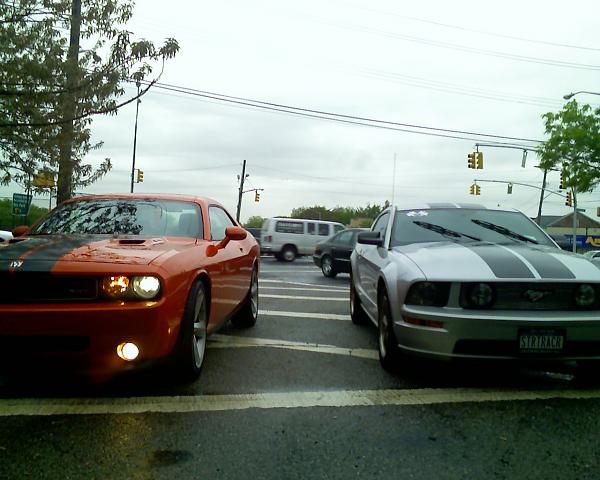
[572,187,578,253]
[56,0,82,204]
[130,82,141,193]
[235,160,247,222]
[535,168,548,226]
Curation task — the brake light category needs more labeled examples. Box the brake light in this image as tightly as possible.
[264,235,272,242]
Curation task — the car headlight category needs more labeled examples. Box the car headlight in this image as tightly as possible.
[405,282,450,307]
[466,283,494,308]
[574,284,596,307]
[100,275,161,300]
[132,276,161,300]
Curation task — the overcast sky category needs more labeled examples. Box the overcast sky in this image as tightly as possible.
[30,0,600,222]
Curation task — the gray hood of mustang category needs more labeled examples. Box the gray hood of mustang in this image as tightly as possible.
[391,241,600,282]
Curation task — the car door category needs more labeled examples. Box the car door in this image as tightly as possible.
[207,206,249,324]
[355,211,391,319]
[331,230,354,273]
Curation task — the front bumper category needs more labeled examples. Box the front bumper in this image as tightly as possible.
[312,254,322,268]
[0,297,184,376]
[393,306,600,361]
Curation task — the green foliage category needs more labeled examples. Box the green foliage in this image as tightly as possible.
[244,216,265,228]
[0,199,48,230]
[290,203,386,226]
[538,100,600,193]
[0,1,179,196]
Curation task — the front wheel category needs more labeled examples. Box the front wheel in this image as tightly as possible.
[321,255,337,278]
[378,289,401,372]
[173,281,208,381]
[350,273,369,325]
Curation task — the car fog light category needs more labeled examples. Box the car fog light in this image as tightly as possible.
[132,276,161,299]
[468,283,494,308]
[117,342,139,361]
[575,284,596,307]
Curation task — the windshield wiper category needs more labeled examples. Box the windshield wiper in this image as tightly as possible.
[471,219,539,244]
[413,221,481,241]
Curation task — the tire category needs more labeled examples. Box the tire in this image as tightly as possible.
[280,245,296,262]
[173,280,208,381]
[321,255,337,278]
[232,265,259,328]
[378,289,401,372]
[350,273,369,325]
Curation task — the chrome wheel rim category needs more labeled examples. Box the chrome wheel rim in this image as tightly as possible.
[283,249,295,261]
[250,269,259,318]
[192,288,207,369]
[322,257,332,276]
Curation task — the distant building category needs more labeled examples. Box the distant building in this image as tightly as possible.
[543,212,600,251]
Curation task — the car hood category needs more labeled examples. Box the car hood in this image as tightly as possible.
[391,241,600,281]
[0,235,195,271]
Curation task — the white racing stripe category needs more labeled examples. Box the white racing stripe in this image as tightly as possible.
[262,294,347,301]
[2,387,600,416]
[208,334,378,360]
[259,310,350,321]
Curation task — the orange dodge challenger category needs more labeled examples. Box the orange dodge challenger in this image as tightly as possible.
[0,194,259,381]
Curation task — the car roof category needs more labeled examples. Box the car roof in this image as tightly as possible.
[393,203,519,213]
[64,193,222,206]
[269,217,344,224]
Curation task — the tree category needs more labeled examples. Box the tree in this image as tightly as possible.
[538,100,600,193]
[0,0,179,201]
[290,203,386,225]
[244,216,265,228]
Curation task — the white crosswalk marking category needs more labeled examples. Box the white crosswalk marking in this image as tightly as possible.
[262,294,346,301]
[259,310,350,321]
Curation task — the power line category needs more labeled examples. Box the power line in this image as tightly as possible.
[138,80,541,146]
[332,2,600,52]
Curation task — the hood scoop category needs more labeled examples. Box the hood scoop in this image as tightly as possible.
[109,237,165,247]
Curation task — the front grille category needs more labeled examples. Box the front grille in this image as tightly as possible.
[0,335,90,353]
[454,340,600,357]
[460,282,600,310]
[0,273,98,303]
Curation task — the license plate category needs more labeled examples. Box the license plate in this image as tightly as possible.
[519,329,565,354]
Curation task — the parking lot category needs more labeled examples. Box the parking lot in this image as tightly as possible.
[2,256,600,479]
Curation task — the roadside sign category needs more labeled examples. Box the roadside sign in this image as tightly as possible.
[32,171,55,188]
[12,193,32,216]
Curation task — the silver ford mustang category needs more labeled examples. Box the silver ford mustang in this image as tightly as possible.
[350,204,600,371]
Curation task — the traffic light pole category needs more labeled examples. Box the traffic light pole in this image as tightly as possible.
[535,168,548,226]
[130,82,141,193]
[572,187,578,253]
[235,160,247,223]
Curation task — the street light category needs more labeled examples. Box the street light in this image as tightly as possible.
[563,91,600,100]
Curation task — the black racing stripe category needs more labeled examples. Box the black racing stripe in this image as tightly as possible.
[506,246,576,279]
[0,235,106,272]
[466,244,535,279]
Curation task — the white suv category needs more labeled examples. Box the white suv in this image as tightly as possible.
[261,218,345,261]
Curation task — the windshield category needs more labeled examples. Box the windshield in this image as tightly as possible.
[390,208,556,247]
[32,199,203,238]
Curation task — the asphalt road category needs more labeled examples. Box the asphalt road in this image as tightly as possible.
[2,257,600,479]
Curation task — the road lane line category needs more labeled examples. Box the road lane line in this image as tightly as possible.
[260,286,349,293]
[259,310,350,321]
[260,279,348,290]
[208,334,378,360]
[261,294,347,301]
[3,388,600,416]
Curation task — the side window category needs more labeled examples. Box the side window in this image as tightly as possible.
[372,212,390,236]
[307,222,316,235]
[335,230,354,245]
[276,221,304,234]
[318,223,329,236]
[209,206,235,241]
[334,224,344,234]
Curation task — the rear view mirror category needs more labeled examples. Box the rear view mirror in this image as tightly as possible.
[12,225,30,237]
[225,226,247,241]
[357,231,383,247]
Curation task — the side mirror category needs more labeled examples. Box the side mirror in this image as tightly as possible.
[206,226,248,257]
[12,226,30,237]
[357,231,383,247]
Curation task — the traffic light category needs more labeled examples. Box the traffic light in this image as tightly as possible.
[507,183,513,194]
[566,191,573,207]
[254,191,260,202]
[475,184,481,195]
[476,152,484,169]
[467,152,477,169]
[136,169,144,183]
[469,184,475,195]
[469,184,481,195]
[559,171,566,190]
